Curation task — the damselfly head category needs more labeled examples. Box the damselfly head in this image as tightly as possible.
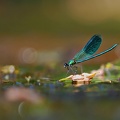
[64,63,69,68]
[64,63,70,70]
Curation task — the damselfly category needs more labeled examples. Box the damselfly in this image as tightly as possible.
[64,35,118,70]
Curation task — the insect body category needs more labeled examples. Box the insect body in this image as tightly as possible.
[64,35,118,70]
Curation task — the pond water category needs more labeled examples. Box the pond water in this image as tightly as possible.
[0,64,120,120]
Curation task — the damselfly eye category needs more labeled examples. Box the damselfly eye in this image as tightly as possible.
[64,63,69,68]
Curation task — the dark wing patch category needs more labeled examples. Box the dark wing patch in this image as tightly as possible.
[73,35,102,60]
[83,35,102,55]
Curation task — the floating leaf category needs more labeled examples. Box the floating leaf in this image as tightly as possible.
[59,72,96,84]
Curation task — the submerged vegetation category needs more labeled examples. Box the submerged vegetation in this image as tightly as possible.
[0,61,120,120]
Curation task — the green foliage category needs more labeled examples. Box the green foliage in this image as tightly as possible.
[1,1,120,35]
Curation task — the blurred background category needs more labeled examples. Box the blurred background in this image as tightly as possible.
[0,0,120,65]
